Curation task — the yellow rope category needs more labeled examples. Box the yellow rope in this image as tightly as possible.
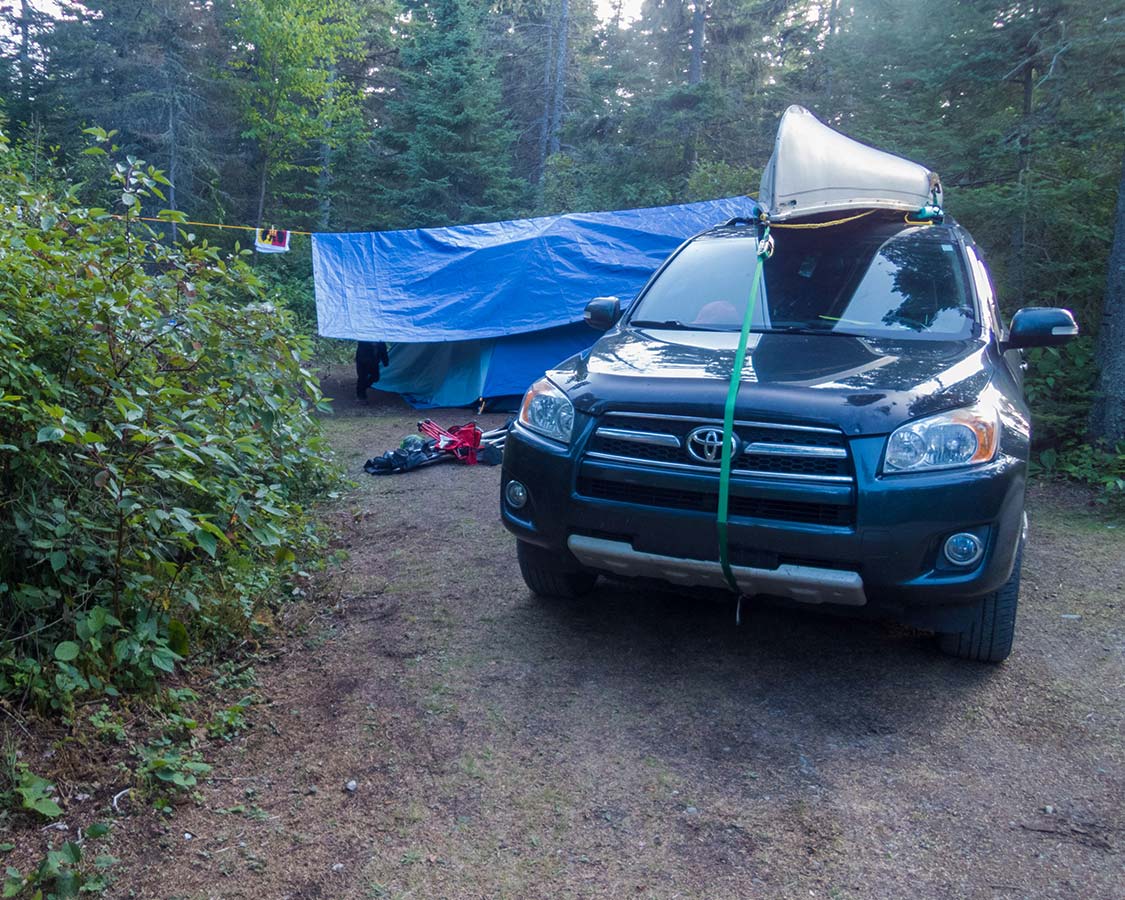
[111,215,312,235]
[116,205,903,238]
[767,209,878,230]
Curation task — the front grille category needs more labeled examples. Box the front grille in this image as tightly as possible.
[741,453,847,477]
[587,413,854,481]
[596,437,682,464]
[577,477,854,527]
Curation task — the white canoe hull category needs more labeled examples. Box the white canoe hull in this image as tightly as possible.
[759,106,941,221]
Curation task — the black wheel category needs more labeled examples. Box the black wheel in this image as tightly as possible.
[938,545,1022,663]
[516,540,597,599]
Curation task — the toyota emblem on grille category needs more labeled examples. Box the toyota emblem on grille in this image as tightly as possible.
[686,427,739,464]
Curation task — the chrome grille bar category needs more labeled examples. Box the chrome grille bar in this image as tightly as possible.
[744,442,847,459]
[606,410,841,435]
[595,427,681,448]
[583,451,854,484]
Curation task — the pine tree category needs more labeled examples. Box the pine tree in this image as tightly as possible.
[377,0,525,227]
[31,0,229,223]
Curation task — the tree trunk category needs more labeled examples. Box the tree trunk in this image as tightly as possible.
[1012,61,1034,300]
[535,24,554,187]
[682,0,706,172]
[824,0,840,104]
[317,67,336,229]
[547,0,569,157]
[18,0,31,104]
[318,140,332,230]
[167,98,179,243]
[687,0,705,86]
[253,155,268,263]
[1089,145,1125,443]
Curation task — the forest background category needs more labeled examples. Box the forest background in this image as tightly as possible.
[3,0,1125,465]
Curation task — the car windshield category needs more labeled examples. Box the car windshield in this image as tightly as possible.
[629,219,976,339]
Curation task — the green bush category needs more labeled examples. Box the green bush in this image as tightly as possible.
[1022,338,1125,502]
[263,270,353,365]
[0,129,337,715]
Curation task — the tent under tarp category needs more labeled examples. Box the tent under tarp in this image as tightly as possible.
[313,196,760,407]
[759,105,941,221]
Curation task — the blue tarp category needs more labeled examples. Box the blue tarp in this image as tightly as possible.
[313,196,761,406]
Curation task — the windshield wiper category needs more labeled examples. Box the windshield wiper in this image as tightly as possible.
[634,317,693,328]
[630,319,724,331]
[751,326,869,338]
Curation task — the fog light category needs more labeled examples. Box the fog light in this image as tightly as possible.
[943,532,983,567]
[505,480,528,509]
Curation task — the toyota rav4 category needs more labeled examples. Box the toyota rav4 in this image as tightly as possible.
[499,212,1077,662]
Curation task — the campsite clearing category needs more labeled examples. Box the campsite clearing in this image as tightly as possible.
[112,370,1124,899]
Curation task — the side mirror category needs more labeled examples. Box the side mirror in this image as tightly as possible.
[1005,307,1078,350]
[584,296,621,331]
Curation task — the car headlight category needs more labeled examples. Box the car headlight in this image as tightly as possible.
[883,402,998,474]
[518,377,575,444]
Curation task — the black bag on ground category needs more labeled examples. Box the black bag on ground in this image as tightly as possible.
[363,437,446,475]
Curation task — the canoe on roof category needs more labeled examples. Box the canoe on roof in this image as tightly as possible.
[759,105,941,222]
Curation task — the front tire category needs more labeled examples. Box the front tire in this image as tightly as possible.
[516,540,597,599]
[938,545,1022,663]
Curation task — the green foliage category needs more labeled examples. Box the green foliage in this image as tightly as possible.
[1,753,60,821]
[2,823,115,898]
[137,739,212,796]
[227,0,365,225]
[0,130,337,715]
[88,705,127,744]
[1025,339,1125,501]
[13,771,62,820]
[685,160,761,204]
[1023,340,1099,447]
[376,0,526,227]
[206,697,253,741]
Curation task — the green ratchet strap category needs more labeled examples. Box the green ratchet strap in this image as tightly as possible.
[717,222,771,593]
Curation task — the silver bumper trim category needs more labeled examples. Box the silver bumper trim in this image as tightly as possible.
[567,535,867,606]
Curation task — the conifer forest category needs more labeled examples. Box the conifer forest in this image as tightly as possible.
[0,10,1115,365]
[4,1,1125,448]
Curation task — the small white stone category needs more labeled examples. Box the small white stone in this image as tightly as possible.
[345,780,358,793]
[332,863,345,873]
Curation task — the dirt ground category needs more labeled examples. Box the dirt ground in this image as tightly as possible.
[108,367,1123,899]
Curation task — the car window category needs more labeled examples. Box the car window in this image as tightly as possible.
[629,234,771,329]
[630,221,977,339]
[965,244,1003,339]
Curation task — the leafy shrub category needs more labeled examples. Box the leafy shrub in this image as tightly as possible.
[1023,338,1125,502]
[137,739,212,796]
[2,822,116,897]
[0,129,337,715]
[1023,338,1098,449]
[264,271,352,364]
[0,739,61,821]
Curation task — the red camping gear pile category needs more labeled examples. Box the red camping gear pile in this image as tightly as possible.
[363,420,506,475]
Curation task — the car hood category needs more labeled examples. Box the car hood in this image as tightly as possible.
[549,327,993,436]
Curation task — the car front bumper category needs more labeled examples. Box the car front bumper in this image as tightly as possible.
[501,421,1027,623]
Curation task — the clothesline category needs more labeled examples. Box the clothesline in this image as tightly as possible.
[113,215,313,236]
